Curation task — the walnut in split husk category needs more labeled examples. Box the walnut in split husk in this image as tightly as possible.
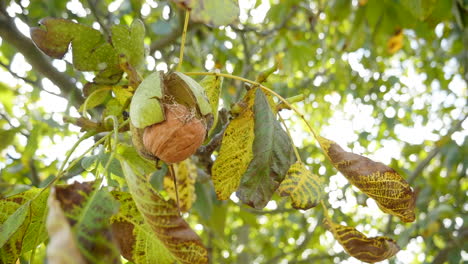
[129,71,212,163]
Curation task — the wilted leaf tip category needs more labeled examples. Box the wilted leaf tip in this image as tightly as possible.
[318,136,416,223]
[323,219,400,263]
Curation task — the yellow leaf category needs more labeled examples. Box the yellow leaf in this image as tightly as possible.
[323,219,400,263]
[164,159,198,212]
[278,162,323,210]
[212,89,256,200]
[318,136,416,222]
[199,70,223,137]
[113,86,133,106]
[387,29,403,54]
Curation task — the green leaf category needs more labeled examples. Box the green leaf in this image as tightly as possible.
[110,191,176,263]
[129,72,164,128]
[52,182,121,264]
[277,162,324,210]
[113,86,133,106]
[81,155,99,171]
[116,144,156,175]
[199,70,223,136]
[111,19,145,70]
[79,87,111,112]
[119,159,208,264]
[149,163,168,191]
[99,153,124,178]
[212,88,256,200]
[30,18,122,84]
[0,188,49,264]
[0,202,29,248]
[236,88,296,209]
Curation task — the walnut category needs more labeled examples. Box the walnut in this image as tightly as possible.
[143,103,206,164]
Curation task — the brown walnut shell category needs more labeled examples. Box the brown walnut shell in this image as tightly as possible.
[143,103,206,164]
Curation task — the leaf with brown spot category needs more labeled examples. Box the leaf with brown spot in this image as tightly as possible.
[52,182,121,264]
[318,136,416,222]
[164,159,198,212]
[120,158,208,264]
[323,219,400,263]
[110,191,176,263]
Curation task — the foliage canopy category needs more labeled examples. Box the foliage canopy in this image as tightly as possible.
[0,0,467,263]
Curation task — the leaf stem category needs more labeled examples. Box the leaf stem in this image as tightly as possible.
[102,115,119,184]
[278,114,302,163]
[177,10,190,71]
[169,164,181,215]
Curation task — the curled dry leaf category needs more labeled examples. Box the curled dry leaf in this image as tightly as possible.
[318,136,416,222]
[323,219,400,263]
[277,162,324,210]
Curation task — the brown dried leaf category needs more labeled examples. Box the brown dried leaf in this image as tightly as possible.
[318,136,416,222]
[323,219,400,263]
